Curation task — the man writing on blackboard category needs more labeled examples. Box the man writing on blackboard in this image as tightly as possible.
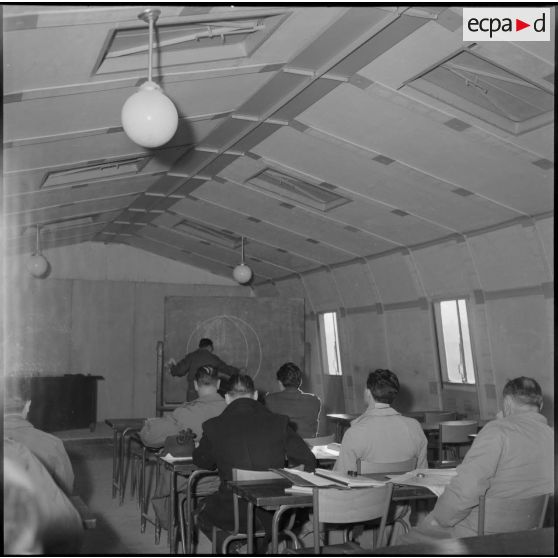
[167,338,238,401]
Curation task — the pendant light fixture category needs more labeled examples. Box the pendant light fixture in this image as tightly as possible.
[232,236,253,284]
[26,225,49,278]
[121,8,179,148]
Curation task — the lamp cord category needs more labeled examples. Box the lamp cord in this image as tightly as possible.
[35,225,41,255]
[241,236,245,264]
[147,12,153,82]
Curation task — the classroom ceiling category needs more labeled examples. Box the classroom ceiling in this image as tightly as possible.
[3,5,554,285]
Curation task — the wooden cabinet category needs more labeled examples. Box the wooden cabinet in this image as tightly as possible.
[26,375,103,432]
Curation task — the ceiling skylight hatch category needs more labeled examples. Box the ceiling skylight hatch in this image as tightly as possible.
[41,157,151,189]
[404,50,554,134]
[173,218,242,249]
[247,168,351,212]
[94,12,288,75]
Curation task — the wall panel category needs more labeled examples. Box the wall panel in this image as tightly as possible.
[484,294,553,424]
[366,252,420,304]
[343,311,388,414]
[70,280,135,419]
[331,261,379,308]
[384,308,438,412]
[5,276,72,374]
[534,216,553,272]
[468,224,550,291]
[274,276,307,300]
[412,240,480,297]
[301,268,341,310]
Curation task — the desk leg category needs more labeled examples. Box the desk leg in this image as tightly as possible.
[111,430,118,498]
[247,501,254,554]
[169,470,176,554]
[186,483,193,554]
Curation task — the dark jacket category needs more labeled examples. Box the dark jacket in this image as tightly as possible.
[193,397,316,532]
[170,347,237,401]
[265,387,321,438]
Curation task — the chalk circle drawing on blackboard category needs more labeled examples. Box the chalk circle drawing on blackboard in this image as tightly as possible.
[186,315,263,379]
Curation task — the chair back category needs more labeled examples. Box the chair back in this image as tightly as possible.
[232,468,283,481]
[424,410,457,423]
[357,457,417,475]
[304,434,336,447]
[312,484,393,553]
[439,420,478,444]
[478,493,550,536]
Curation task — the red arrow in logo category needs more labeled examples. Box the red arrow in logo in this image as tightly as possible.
[516,18,530,31]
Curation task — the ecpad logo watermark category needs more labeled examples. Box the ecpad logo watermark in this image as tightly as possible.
[463,8,550,41]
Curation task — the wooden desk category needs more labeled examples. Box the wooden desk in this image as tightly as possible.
[229,475,436,554]
[157,455,197,554]
[326,413,358,442]
[105,418,146,500]
[367,527,554,555]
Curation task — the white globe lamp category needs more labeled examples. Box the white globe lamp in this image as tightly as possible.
[27,226,49,278]
[121,9,178,149]
[233,237,253,284]
[233,263,253,284]
[122,81,178,148]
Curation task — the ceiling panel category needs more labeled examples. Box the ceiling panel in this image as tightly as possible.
[252,126,523,232]
[298,84,553,214]
[2,4,554,277]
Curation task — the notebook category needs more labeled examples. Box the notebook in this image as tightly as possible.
[386,468,457,496]
[274,467,386,491]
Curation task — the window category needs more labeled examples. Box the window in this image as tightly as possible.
[434,298,476,384]
[318,311,343,375]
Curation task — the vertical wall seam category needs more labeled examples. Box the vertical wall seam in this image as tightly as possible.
[406,249,443,408]
[463,237,497,418]
[529,218,553,280]
[362,258,391,369]
[328,265,355,412]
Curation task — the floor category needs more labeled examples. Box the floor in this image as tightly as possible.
[64,426,213,555]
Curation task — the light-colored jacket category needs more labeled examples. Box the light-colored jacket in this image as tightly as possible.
[433,411,554,537]
[334,404,428,474]
[140,392,226,447]
[4,414,75,495]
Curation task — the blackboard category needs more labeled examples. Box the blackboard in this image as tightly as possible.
[159,296,305,409]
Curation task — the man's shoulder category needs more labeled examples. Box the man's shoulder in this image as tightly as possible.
[299,391,320,403]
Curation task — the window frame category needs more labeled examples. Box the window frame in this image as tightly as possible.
[317,310,344,376]
[433,296,478,386]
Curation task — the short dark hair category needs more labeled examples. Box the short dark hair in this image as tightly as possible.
[366,369,400,404]
[5,377,31,414]
[199,338,214,349]
[226,374,255,397]
[194,365,219,386]
[276,362,302,388]
[503,377,543,409]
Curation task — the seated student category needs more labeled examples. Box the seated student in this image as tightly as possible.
[4,437,84,555]
[334,369,427,474]
[142,366,227,529]
[4,376,75,495]
[193,373,316,552]
[399,376,553,543]
[140,365,227,447]
[265,362,321,438]
[4,455,42,555]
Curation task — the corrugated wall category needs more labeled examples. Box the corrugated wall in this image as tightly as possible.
[254,216,554,426]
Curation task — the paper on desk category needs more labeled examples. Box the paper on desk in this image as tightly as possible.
[280,468,386,488]
[387,468,457,497]
[311,445,340,460]
[160,453,194,463]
